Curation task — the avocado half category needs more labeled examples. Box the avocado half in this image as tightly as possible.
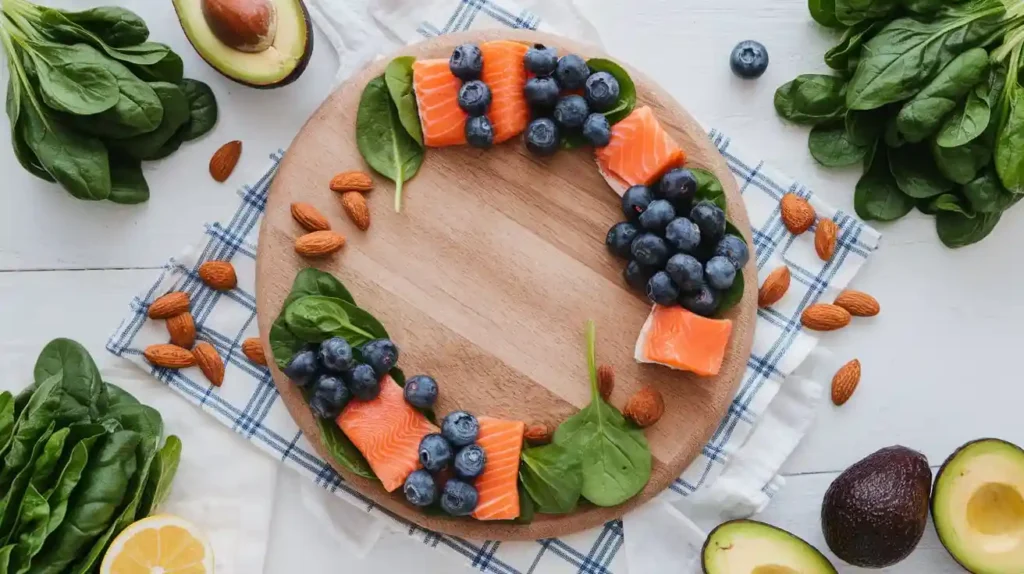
[933,438,1024,574]
[172,0,313,89]
[702,519,837,573]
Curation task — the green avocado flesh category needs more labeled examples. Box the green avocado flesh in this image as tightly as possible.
[172,0,310,87]
[702,520,837,573]
[933,439,1024,574]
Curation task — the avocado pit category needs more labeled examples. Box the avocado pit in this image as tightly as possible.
[202,0,278,53]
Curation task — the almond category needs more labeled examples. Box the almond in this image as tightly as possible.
[341,192,370,231]
[198,261,237,291]
[524,423,552,445]
[801,304,852,331]
[330,170,373,193]
[815,219,838,261]
[597,364,615,401]
[781,193,816,235]
[148,292,190,319]
[144,344,196,368]
[758,265,791,308]
[831,359,861,406]
[290,202,330,232]
[193,342,225,386]
[166,313,196,349]
[295,230,346,257]
[241,337,267,366]
[209,140,242,182]
[834,290,880,317]
[624,386,665,428]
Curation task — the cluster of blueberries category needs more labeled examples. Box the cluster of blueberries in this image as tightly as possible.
[405,411,486,516]
[605,168,750,316]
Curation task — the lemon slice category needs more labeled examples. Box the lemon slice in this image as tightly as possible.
[100,514,213,574]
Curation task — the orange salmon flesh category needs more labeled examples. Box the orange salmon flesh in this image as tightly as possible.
[471,416,525,520]
[635,305,733,376]
[596,106,686,186]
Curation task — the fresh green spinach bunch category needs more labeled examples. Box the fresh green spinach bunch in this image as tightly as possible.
[0,338,182,574]
[2,0,218,204]
[778,0,1024,247]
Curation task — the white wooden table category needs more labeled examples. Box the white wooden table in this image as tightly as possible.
[2,0,1022,571]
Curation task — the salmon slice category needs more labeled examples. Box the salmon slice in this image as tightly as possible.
[596,106,687,188]
[337,376,439,491]
[480,41,530,144]
[635,305,733,376]
[412,59,467,147]
[471,416,525,520]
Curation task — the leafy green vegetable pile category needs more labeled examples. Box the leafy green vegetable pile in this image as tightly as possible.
[0,338,181,573]
[778,0,1024,247]
[2,0,218,204]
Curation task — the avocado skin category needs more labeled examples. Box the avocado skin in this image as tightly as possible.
[821,446,932,568]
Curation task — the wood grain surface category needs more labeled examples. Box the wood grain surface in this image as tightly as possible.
[255,29,756,540]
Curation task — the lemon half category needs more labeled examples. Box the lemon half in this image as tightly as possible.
[100,514,213,574]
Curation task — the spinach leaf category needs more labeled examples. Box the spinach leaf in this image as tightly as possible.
[177,79,217,141]
[937,66,1003,148]
[384,57,423,145]
[285,268,355,308]
[6,483,49,573]
[553,321,651,507]
[1,428,67,550]
[136,435,181,518]
[356,75,424,212]
[127,50,184,83]
[962,168,1021,213]
[900,0,949,15]
[835,0,898,26]
[845,106,889,146]
[108,82,189,161]
[32,339,105,419]
[316,419,376,479]
[934,132,993,184]
[586,58,637,125]
[896,48,989,143]
[885,114,906,148]
[810,0,844,28]
[284,296,376,346]
[516,484,535,524]
[809,123,869,166]
[7,73,54,183]
[22,40,119,115]
[691,168,727,212]
[519,443,583,514]
[936,210,1001,247]
[888,144,954,198]
[34,10,167,66]
[39,424,107,539]
[107,157,150,205]
[0,395,14,461]
[774,75,847,125]
[855,142,915,220]
[825,20,884,72]
[0,423,55,548]
[103,384,139,409]
[66,61,163,139]
[269,316,303,370]
[995,86,1024,192]
[56,6,149,47]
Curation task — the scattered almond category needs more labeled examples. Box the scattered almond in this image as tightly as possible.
[143,344,196,368]
[597,364,615,401]
[758,266,791,308]
[198,261,237,291]
[801,304,852,331]
[815,219,838,261]
[340,192,370,231]
[524,423,552,445]
[295,230,346,257]
[623,386,665,428]
[290,202,330,232]
[834,290,880,317]
[330,170,373,193]
[148,292,190,319]
[193,342,225,386]
[780,193,816,235]
[166,313,196,349]
[831,359,861,406]
[209,140,242,182]
[241,337,268,366]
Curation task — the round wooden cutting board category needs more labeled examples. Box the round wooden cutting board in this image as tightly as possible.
[256,30,756,540]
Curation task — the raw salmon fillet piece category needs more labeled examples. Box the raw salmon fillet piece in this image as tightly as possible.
[634,305,733,376]
[471,416,525,520]
[412,59,467,147]
[337,376,439,491]
[480,41,530,144]
[596,106,686,186]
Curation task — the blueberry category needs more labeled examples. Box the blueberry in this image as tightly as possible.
[317,337,354,374]
[623,260,655,292]
[659,168,698,212]
[403,469,437,507]
[680,284,720,317]
[465,116,494,149]
[449,43,484,80]
[690,201,726,245]
[664,217,701,254]
[553,95,589,130]
[630,233,670,268]
[440,478,479,516]
[555,54,590,90]
[638,199,676,234]
[646,271,680,306]
[666,253,705,293]
[404,375,439,409]
[283,349,318,388]
[345,363,381,401]
[458,80,492,116]
[524,44,558,76]
[582,113,611,147]
[705,256,737,290]
[715,235,750,270]
[524,76,560,109]
[310,374,350,419]
[441,411,479,447]
[453,444,486,480]
[584,71,620,112]
[730,40,769,79]
[606,221,640,259]
[359,339,399,376]
[419,433,453,473]
[621,185,655,222]
[525,118,560,156]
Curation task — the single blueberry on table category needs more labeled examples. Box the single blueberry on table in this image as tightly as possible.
[465,116,494,149]
[404,375,439,409]
[524,76,560,109]
[449,43,484,80]
[638,199,676,234]
[623,260,654,292]
[317,337,354,374]
[524,44,558,76]
[646,271,681,306]
[705,256,737,290]
[606,221,640,259]
[555,54,590,90]
[525,118,560,156]
[458,80,492,116]
[310,374,350,419]
[403,469,437,507]
[680,284,720,317]
[666,253,705,293]
[359,339,399,376]
[283,349,318,388]
[345,363,381,401]
[441,411,480,447]
[664,217,701,254]
[690,201,726,246]
[584,71,621,112]
[582,113,611,147]
[730,40,769,79]
[621,185,655,222]
[715,235,750,270]
[630,233,670,268]
[419,433,453,473]
[453,444,487,480]
[441,478,479,516]
[659,168,698,212]
[553,95,590,130]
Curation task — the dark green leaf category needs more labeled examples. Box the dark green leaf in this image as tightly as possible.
[284,296,376,347]
[826,20,885,71]
[519,443,583,514]
[65,60,163,139]
[384,57,423,145]
[928,193,973,216]
[933,135,992,185]
[108,82,189,161]
[962,168,1020,213]
[0,394,13,464]
[835,0,898,26]
[0,423,55,550]
[809,123,869,167]
[316,418,376,480]
[937,66,1002,148]
[128,50,184,83]
[516,484,535,524]
[23,40,119,115]
[809,0,844,28]
[996,87,1024,192]
[896,48,989,142]
[107,157,150,204]
[284,268,355,308]
[774,75,847,125]
[855,142,915,220]
[888,144,954,198]
[177,79,218,141]
[936,210,1001,247]
[33,339,105,419]
[900,0,949,15]
[7,67,54,183]
[586,58,636,125]
[691,168,727,212]
[56,6,149,47]
[845,107,889,146]
[356,76,424,211]
[5,483,49,572]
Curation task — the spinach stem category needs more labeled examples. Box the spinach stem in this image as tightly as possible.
[585,320,598,401]
[394,173,403,212]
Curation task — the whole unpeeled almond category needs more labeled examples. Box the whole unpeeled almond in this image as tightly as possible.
[816,219,838,261]
[198,261,237,290]
[624,386,665,428]
[210,140,242,182]
[148,292,190,319]
[801,304,851,331]
[144,344,196,368]
[341,192,370,231]
[834,290,880,317]
[832,359,861,406]
[758,265,791,308]
[781,193,815,235]
[295,230,345,257]
[597,364,615,401]
[166,313,196,349]
[524,423,552,445]
[193,342,225,386]
[330,170,373,193]
[290,202,330,232]
[241,337,267,365]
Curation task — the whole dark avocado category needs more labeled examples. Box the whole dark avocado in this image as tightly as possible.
[821,445,932,568]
